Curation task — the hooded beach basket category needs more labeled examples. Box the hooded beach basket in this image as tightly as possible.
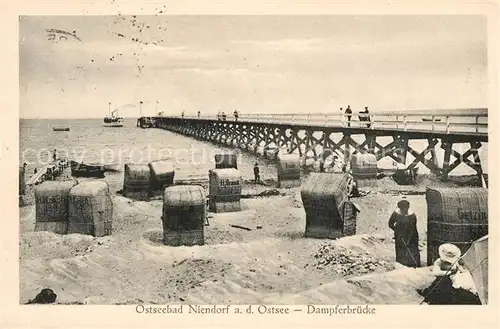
[214,152,238,169]
[162,185,206,246]
[277,153,301,188]
[34,180,79,234]
[208,168,242,213]
[426,187,488,265]
[68,180,113,237]
[123,163,151,200]
[301,173,358,239]
[350,152,378,188]
[148,160,175,195]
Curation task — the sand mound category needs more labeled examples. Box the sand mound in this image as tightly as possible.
[20,232,100,261]
[20,232,403,304]
[312,242,394,276]
[263,266,435,304]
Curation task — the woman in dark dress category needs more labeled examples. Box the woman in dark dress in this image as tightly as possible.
[388,199,421,267]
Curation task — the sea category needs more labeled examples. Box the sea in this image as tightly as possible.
[19,118,488,193]
[20,118,280,193]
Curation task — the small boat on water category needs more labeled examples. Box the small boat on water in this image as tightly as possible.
[53,127,70,131]
[104,102,124,127]
[70,160,105,178]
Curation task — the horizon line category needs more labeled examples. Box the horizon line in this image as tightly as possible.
[19,107,488,120]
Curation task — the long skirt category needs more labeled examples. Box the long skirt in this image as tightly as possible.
[395,238,421,268]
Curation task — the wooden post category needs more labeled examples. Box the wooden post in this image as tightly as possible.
[396,136,408,165]
[343,133,351,170]
[428,138,439,169]
[366,134,376,154]
[322,130,329,158]
[469,141,484,183]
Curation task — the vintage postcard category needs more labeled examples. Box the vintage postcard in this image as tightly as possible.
[1,1,499,328]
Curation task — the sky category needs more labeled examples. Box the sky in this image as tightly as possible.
[19,15,487,118]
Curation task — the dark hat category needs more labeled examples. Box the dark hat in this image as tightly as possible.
[397,199,410,209]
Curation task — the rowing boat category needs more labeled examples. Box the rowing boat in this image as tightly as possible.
[70,160,105,178]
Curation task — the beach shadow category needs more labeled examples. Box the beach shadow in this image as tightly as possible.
[142,227,245,247]
[142,229,164,246]
[274,230,305,240]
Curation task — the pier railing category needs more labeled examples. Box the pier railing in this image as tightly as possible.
[165,108,488,136]
[152,108,487,180]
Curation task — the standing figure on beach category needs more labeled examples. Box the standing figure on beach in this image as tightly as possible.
[253,162,260,184]
[52,149,57,162]
[233,110,239,121]
[388,199,421,268]
[345,105,352,127]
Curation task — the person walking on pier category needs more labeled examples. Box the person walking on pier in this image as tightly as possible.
[222,112,227,121]
[388,198,421,268]
[345,105,352,127]
[217,111,221,120]
[253,162,260,184]
[360,106,371,128]
[197,110,201,118]
[234,110,239,121]
[181,111,185,119]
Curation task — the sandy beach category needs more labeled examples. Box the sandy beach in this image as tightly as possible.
[19,172,481,305]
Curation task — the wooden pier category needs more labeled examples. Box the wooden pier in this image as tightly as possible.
[144,108,488,182]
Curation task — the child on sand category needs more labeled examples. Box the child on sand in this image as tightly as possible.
[253,162,260,184]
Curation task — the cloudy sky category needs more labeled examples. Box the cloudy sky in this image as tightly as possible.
[19,15,487,118]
